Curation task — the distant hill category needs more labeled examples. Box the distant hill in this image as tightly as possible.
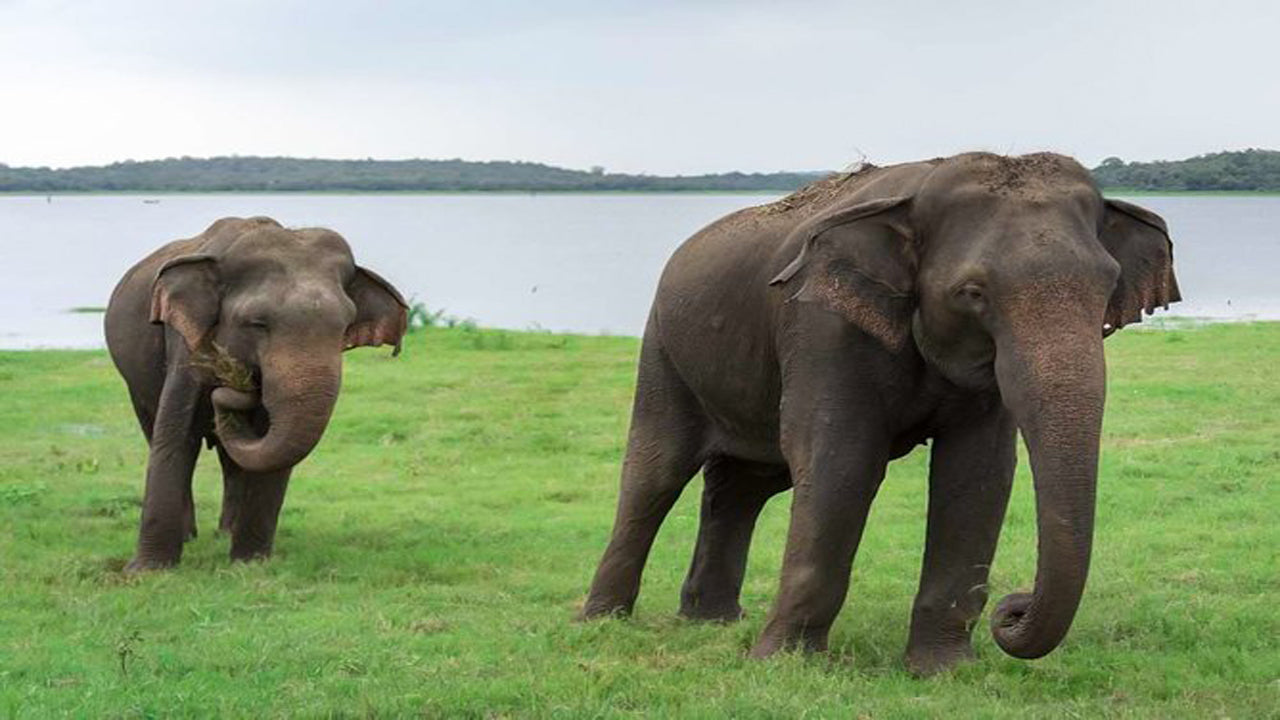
[1091,149,1280,191]
[2,150,1276,193]
[0,156,823,193]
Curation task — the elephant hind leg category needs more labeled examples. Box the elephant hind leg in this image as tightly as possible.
[680,457,790,622]
[580,341,708,620]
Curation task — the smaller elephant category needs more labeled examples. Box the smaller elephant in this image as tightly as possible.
[105,216,407,570]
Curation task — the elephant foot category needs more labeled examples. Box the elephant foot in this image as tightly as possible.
[576,597,635,621]
[905,642,976,677]
[124,555,178,573]
[229,546,273,563]
[906,605,981,676]
[748,623,828,659]
[678,596,744,623]
[229,523,279,562]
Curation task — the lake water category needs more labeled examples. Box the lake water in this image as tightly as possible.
[1,193,1277,348]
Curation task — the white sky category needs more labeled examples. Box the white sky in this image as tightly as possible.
[2,0,1277,173]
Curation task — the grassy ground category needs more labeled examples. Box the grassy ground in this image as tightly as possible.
[1,324,1276,718]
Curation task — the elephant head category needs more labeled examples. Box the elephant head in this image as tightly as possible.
[772,153,1179,659]
[149,217,407,473]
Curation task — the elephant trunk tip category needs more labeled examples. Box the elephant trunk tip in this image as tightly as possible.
[991,592,1045,659]
[211,386,259,412]
[989,586,1081,660]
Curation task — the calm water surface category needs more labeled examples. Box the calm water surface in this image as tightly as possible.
[1,193,1276,348]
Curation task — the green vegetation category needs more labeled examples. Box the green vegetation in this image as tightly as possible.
[1,324,1276,717]
[4,150,1280,193]
[0,156,822,194]
[1093,149,1280,192]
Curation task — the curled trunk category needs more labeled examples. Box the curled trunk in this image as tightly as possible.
[213,355,342,474]
[990,326,1105,659]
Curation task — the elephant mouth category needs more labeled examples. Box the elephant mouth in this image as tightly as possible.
[192,345,270,436]
[911,315,997,389]
[211,382,269,439]
[948,357,997,390]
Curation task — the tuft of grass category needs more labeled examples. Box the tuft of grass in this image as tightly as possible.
[0,324,1277,717]
[187,342,256,392]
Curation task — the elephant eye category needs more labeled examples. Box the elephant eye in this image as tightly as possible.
[955,283,985,302]
[246,318,269,330]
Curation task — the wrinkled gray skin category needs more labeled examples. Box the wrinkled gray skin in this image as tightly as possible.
[105,217,407,571]
[580,153,1180,675]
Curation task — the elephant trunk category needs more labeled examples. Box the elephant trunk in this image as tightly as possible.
[989,321,1106,659]
[213,353,342,474]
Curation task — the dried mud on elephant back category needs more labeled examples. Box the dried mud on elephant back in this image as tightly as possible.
[760,162,879,215]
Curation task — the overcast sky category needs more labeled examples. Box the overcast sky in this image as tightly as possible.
[2,0,1277,173]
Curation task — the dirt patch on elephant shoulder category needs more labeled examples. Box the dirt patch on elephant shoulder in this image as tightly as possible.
[756,163,879,215]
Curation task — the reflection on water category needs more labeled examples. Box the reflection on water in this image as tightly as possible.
[1,193,1277,348]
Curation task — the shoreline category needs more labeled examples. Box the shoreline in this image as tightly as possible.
[3,189,1280,197]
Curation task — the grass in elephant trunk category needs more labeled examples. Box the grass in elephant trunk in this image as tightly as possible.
[188,342,256,393]
[0,323,1277,717]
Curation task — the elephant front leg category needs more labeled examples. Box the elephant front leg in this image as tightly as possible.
[127,363,207,571]
[750,423,889,658]
[906,405,1017,676]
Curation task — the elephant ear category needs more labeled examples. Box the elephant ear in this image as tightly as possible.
[769,196,916,348]
[1099,199,1181,336]
[150,254,220,351]
[345,266,409,356]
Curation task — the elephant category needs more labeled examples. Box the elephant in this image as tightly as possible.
[579,152,1180,675]
[104,216,407,570]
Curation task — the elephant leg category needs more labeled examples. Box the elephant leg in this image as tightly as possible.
[126,382,160,445]
[127,353,207,571]
[182,480,198,542]
[580,342,707,619]
[216,449,292,561]
[216,447,247,536]
[750,378,889,658]
[906,405,1017,676]
[679,457,791,622]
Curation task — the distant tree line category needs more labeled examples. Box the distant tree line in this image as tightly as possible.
[1090,149,1280,191]
[0,156,824,193]
[1,150,1276,193]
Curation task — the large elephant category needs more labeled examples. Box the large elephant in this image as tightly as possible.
[105,216,407,570]
[580,152,1180,674]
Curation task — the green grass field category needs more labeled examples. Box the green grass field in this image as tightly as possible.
[1,324,1277,718]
